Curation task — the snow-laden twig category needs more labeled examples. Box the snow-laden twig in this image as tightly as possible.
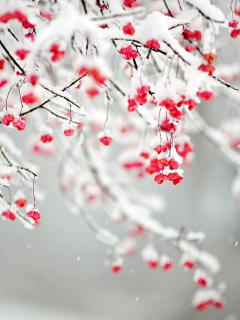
[186,108,240,170]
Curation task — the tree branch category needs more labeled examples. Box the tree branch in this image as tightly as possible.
[186,108,240,170]
[81,0,88,14]
[0,40,25,75]
[21,74,87,118]
[81,142,220,275]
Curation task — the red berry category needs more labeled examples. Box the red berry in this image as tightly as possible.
[183,261,195,269]
[214,300,224,309]
[0,59,5,70]
[25,33,35,41]
[167,172,183,185]
[99,136,112,146]
[185,99,197,110]
[40,11,52,20]
[78,66,88,76]
[95,2,106,10]
[135,86,150,105]
[29,75,39,86]
[22,92,39,104]
[86,88,100,98]
[182,29,202,41]
[76,123,83,130]
[12,118,26,131]
[127,98,138,112]
[197,278,207,287]
[64,129,74,136]
[198,64,215,74]
[163,262,173,271]
[194,30,202,41]
[122,22,135,35]
[0,79,8,88]
[147,260,158,269]
[169,106,183,120]
[161,118,177,132]
[140,152,149,159]
[202,53,217,63]
[230,29,240,39]
[111,265,122,273]
[177,144,191,159]
[182,29,194,39]
[154,173,168,184]
[40,134,53,143]
[2,211,16,221]
[15,199,27,208]
[27,210,41,220]
[197,91,213,101]
[15,49,30,60]
[123,0,137,8]
[120,45,138,60]
[13,10,27,22]
[0,174,11,180]
[195,301,210,311]
[160,98,175,109]
[22,19,35,29]
[185,45,196,52]
[229,20,239,28]
[235,8,240,16]
[128,225,145,236]
[160,98,183,119]
[1,114,15,126]
[49,44,65,62]
[88,68,107,85]
[0,12,13,23]
[146,39,160,50]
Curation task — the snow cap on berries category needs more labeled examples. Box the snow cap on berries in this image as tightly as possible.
[123,238,137,256]
[192,289,224,311]
[12,117,26,131]
[98,129,113,146]
[39,125,53,143]
[160,254,173,271]
[62,122,75,137]
[26,203,41,221]
[98,129,113,139]
[14,189,27,208]
[194,269,212,287]
[111,257,123,273]
[180,254,195,270]
[141,244,159,268]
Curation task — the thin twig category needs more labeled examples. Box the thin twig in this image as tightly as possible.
[186,1,225,24]
[7,28,19,42]
[81,0,87,14]
[33,175,36,207]
[21,74,87,117]
[0,40,25,75]
[92,8,144,21]
[40,84,82,109]
[163,0,173,17]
